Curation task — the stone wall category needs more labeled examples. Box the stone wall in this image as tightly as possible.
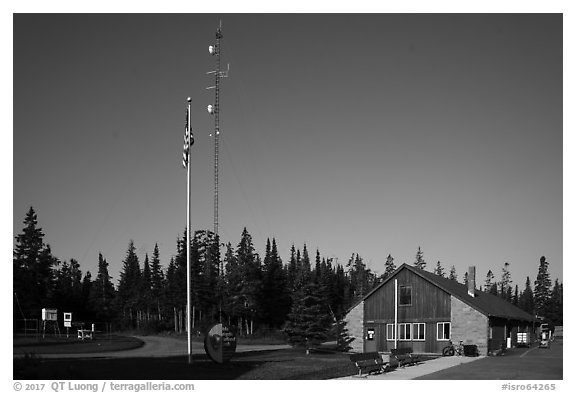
[450,296,489,355]
[344,301,364,353]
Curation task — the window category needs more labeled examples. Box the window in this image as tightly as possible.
[437,322,451,341]
[386,324,396,340]
[399,286,412,306]
[413,323,425,341]
[398,323,411,340]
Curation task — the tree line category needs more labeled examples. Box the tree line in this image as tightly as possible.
[13,207,562,347]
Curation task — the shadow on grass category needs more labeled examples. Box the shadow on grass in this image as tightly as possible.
[14,349,358,380]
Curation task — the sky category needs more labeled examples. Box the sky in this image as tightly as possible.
[11,13,564,289]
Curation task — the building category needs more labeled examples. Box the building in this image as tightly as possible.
[344,263,538,355]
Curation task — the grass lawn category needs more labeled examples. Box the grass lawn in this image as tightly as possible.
[14,348,358,380]
[13,335,144,355]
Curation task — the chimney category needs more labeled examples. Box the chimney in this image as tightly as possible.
[468,266,476,297]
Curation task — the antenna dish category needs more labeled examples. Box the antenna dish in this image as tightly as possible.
[207,105,214,114]
[208,45,215,55]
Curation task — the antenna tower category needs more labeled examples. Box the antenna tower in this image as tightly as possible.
[206,21,229,239]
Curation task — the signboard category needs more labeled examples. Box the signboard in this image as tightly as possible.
[367,328,375,340]
[64,312,72,328]
[41,308,58,321]
[204,323,237,364]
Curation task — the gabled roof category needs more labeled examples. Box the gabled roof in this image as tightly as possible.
[363,263,536,322]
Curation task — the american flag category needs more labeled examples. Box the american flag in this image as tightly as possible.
[182,105,194,168]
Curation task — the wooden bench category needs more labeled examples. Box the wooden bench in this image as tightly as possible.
[391,347,421,367]
[349,352,389,377]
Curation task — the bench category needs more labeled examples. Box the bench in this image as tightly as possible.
[391,347,421,367]
[349,352,389,377]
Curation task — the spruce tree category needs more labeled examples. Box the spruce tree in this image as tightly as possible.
[116,240,141,326]
[414,246,426,270]
[484,270,495,292]
[237,228,262,319]
[13,207,58,317]
[287,244,298,291]
[261,238,289,328]
[534,256,552,316]
[141,254,152,317]
[149,243,164,320]
[448,265,458,281]
[499,262,512,300]
[223,242,244,322]
[548,279,562,325]
[89,253,115,322]
[382,254,396,280]
[80,271,93,319]
[518,276,535,315]
[284,250,332,353]
[434,261,445,277]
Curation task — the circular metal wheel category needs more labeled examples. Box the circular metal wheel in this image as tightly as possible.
[442,346,455,356]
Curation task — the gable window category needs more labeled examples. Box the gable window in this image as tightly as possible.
[399,286,412,306]
[386,324,396,341]
[437,322,451,341]
[398,323,411,340]
[413,323,425,341]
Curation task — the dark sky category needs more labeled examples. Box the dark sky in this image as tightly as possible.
[13,14,562,286]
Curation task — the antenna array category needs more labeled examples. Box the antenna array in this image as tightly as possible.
[206,21,229,240]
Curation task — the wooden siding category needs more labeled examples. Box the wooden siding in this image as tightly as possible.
[364,269,451,321]
[363,269,452,353]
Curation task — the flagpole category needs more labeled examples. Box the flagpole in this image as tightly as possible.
[186,97,192,364]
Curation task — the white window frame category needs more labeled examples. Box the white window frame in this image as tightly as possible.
[437,322,451,341]
[386,324,396,341]
[412,323,426,341]
[398,323,411,341]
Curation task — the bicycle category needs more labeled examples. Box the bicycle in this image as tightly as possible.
[442,340,464,356]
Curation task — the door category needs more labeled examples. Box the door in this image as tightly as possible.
[364,325,377,352]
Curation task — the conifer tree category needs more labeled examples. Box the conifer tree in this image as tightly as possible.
[89,253,115,322]
[414,246,426,270]
[484,270,495,292]
[116,240,141,326]
[499,262,512,300]
[223,242,244,322]
[434,261,445,277]
[534,256,552,316]
[140,254,152,317]
[382,254,396,280]
[80,271,92,319]
[518,276,535,315]
[13,207,58,317]
[284,247,332,352]
[448,265,458,281]
[513,284,519,306]
[287,244,298,291]
[236,228,262,327]
[548,279,562,325]
[149,243,164,320]
[150,244,163,298]
[261,238,289,328]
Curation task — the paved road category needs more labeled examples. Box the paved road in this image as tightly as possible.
[17,336,290,359]
[416,338,563,380]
